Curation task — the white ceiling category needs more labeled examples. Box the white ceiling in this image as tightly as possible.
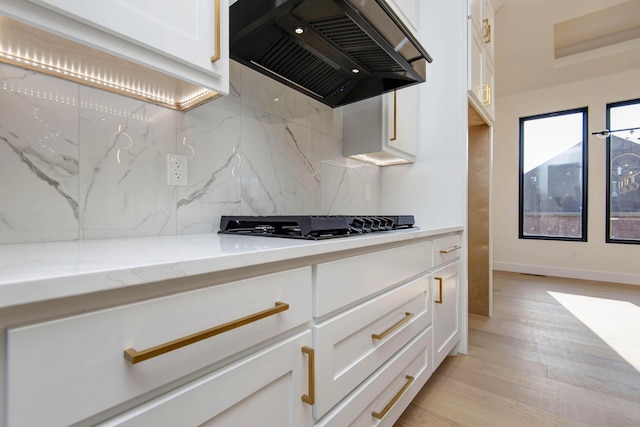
[495,0,640,97]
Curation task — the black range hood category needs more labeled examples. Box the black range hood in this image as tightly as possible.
[229,0,433,108]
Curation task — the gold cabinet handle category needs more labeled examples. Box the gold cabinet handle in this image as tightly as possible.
[483,18,491,43]
[124,302,289,364]
[440,245,461,254]
[372,375,415,419]
[389,89,397,141]
[301,346,315,405]
[372,312,414,340]
[210,0,221,62]
[435,277,443,304]
[478,83,491,106]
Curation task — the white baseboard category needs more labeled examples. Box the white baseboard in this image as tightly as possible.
[493,262,640,286]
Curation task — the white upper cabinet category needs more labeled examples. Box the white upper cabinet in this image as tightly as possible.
[343,86,418,166]
[25,0,225,77]
[1,0,229,110]
[468,0,495,120]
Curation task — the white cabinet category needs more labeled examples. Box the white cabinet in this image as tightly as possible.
[313,276,430,419]
[312,238,441,425]
[1,230,464,427]
[7,268,311,427]
[315,327,432,427]
[0,0,229,109]
[99,331,313,427]
[343,86,418,166]
[25,0,225,78]
[432,261,461,369]
[468,0,495,120]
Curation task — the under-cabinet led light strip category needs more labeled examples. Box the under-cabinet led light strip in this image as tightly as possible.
[0,50,214,110]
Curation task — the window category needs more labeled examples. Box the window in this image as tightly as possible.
[519,108,588,241]
[606,99,640,244]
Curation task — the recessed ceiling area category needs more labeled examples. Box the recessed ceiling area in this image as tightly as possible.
[554,1,640,58]
[495,0,640,97]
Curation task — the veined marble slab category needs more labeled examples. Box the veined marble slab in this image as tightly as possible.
[0,227,463,308]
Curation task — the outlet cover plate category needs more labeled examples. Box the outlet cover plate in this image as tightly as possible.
[167,153,188,186]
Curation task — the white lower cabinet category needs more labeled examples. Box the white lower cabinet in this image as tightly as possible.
[432,261,461,369]
[315,327,432,427]
[6,267,312,427]
[2,231,463,427]
[313,275,430,419]
[99,331,313,427]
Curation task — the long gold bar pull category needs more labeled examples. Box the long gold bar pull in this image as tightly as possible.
[372,375,415,420]
[210,0,221,62]
[389,90,397,141]
[435,277,443,304]
[372,312,414,340]
[440,245,462,254]
[301,346,315,405]
[124,302,289,364]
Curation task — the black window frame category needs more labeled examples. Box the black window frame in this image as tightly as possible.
[518,107,589,242]
[605,98,640,245]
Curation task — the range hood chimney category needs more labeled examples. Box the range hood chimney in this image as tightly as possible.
[229,0,432,108]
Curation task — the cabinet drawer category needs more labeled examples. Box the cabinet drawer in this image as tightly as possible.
[314,241,432,317]
[432,234,462,267]
[99,331,312,427]
[313,275,430,419]
[7,267,312,427]
[316,327,432,427]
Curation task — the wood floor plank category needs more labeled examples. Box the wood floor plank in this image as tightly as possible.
[394,271,640,427]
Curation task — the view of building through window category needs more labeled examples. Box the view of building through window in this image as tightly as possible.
[607,99,640,243]
[519,108,587,240]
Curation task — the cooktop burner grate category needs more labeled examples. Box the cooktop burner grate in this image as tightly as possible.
[218,215,415,240]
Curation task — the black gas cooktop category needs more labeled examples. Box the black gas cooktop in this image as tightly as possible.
[218,215,415,240]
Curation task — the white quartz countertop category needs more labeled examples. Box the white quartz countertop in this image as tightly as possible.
[0,226,462,308]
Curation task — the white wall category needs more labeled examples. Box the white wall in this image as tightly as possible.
[381,0,468,229]
[493,68,640,285]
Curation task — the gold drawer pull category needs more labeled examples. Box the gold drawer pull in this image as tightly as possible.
[301,346,315,405]
[435,277,443,304]
[372,312,414,341]
[440,245,461,254]
[372,375,415,420]
[124,302,289,364]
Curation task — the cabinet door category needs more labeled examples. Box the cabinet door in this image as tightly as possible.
[384,86,417,159]
[432,261,460,369]
[100,331,313,427]
[468,21,484,107]
[25,0,226,77]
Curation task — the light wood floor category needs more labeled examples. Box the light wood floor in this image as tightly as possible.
[395,271,640,427]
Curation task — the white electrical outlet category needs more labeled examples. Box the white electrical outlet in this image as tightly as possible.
[167,153,188,186]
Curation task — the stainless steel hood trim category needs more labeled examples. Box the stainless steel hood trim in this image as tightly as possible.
[230,0,432,108]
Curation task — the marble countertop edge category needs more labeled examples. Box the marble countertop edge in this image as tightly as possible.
[0,226,463,308]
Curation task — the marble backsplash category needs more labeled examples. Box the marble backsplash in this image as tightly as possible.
[0,61,381,244]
